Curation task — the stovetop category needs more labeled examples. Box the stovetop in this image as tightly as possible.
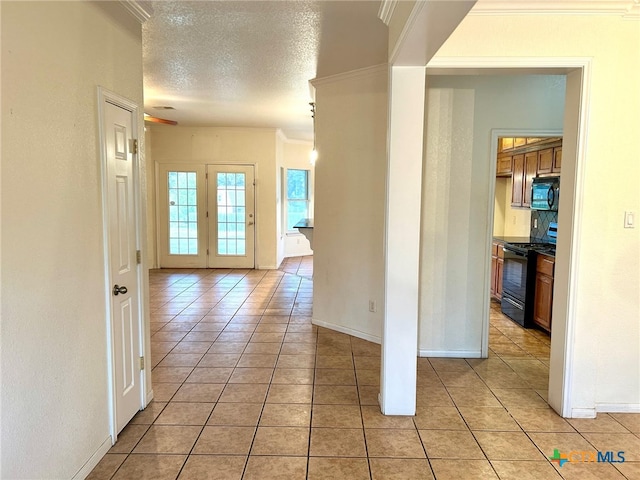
[505,242,556,256]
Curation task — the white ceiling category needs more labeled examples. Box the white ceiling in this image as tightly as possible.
[142,1,389,140]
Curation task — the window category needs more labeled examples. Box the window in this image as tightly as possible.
[167,171,198,255]
[286,169,309,231]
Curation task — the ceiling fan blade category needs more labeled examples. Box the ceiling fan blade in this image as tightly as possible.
[144,114,178,125]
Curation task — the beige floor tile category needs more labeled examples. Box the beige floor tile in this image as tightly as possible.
[218,383,269,403]
[361,405,415,429]
[527,432,596,460]
[313,385,359,405]
[429,459,498,479]
[353,356,381,370]
[259,403,311,427]
[366,429,426,458]
[413,406,467,430]
[207,402,263,426]
[610,413,640,433]
[491,460,562,479]
[267,384,313,404]
[251,426,310,455]
[250,332,285,343]
[172,383,224,403]
[552,461,627,480]
[458,405,521,431]
[170,342,213,354]
[152,366,194,383]
[216,332,253,343]
[358,385,380,406]
[272,368,314,384]
[509,407,576,432]
[310,428,367,457]
[237,353,278,368]
[568,414,632,433]
[473,431,545,460]
[436,370,487,389]
[109,424,150,453]
[580,432,640,461]
[418,429,484,459]
[86,454,127,480]
[276,354,316,368]
[369,458,434,480]
[130,402,167,424]
[415,386,454,407]
[315,355,354,369]
[311,404,363,428]
[307,457,370,480]
[355,369,380,386]
[134,425,201,454]
[208,342,247,353]
[243,456,307,480]
[228,367,274,384]
[254,324,288,333]
[192,426,256,454]
[243,342,282,354]
[429,358,473,373]
[314,368,356,385]
[446,386,501,407]
[614,461,640,479]
[315,343,352,356]
[280,343,317,355]
[177,455,246,480]
[185,367,233,384]
[491,388,549,409]
[158,353,204,367]
[284,332,317,343]
[155,402,214,425]
[112,454,187,480]
[196,353,241,368]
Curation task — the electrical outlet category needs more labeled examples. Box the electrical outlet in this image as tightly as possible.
[368,300,377,313]
[533,218,538,229]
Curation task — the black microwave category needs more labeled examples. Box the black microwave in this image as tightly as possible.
[531,177,560,211]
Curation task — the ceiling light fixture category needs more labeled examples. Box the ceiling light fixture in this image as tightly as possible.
[309,102,317,166]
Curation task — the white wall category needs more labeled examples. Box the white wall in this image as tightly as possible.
[1,2,145,478]
[148,126,280,269]
[419,75,566,356]
[311,66,387,342]
[434,13,640,412]
[282,141,314,259]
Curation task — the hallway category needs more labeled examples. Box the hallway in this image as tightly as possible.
[89,258,639,479]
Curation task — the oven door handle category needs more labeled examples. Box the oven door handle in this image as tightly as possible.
[502,296,524,310]
[504,247,527,257]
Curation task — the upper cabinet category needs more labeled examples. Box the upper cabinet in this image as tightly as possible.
[498,137,562,208]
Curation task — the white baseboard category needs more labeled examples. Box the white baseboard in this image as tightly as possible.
[71,435,112,480]
[312,318,381,345]
[596,403,640,414]
[146,388,154,405]
[418,349,482,358]
[257,264,279,270]
[571,407,597,418]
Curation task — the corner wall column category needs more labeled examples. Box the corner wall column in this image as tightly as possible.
[380,66,426,415]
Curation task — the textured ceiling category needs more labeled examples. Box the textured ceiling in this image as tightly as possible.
[143,1,388,140]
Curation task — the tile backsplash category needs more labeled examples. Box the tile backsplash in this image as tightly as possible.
[530,210,558,242]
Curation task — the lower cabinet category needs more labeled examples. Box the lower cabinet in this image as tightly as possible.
[491,241,504,301]
[533,254,555,332]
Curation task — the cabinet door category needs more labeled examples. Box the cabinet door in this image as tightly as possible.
[552,147,562,173]
[537,148,553,174]
[523,152,538,207]
[491,255,497,297]
[500,138,514,151]
[496,155,512,176]
[511,154,524,207]
[534,273,553,332]
[514,137,527,148]
[496,258,504,299]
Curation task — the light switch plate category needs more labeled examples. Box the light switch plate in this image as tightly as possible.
[624,211,635,229]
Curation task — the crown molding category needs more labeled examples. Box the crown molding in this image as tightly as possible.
[119,1,153,23]
[469,0,639,18]
[310,64,389,87]
[378,0,398,26]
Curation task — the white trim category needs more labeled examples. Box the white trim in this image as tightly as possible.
[378,0,398,25]
[310,64,388,87]
[570,408,597,419]
[596,403,640,413]
[71,436,112,480]
[469,0,639,16]
[388,1,424,64]
[418,349,482,358]
[312,319,382,345]
[97,86,147,444]
[119,0,152,23]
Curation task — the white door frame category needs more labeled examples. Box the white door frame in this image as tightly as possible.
[426,56,592,417]
[97,86,148,442]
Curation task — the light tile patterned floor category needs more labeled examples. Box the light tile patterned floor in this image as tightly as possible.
[89,257,639,479]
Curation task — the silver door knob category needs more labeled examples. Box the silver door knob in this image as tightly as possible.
[113,284,128,296]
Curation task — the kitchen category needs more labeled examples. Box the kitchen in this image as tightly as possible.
[490,136,562,336]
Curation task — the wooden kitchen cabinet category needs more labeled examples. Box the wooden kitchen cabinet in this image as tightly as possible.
[491,241,504,300]
[552,147,562,173]
[533,254,555,332]
[511,152,537,208]
[537,148,554,174]
[496,154,513,176]
[511,154,524,207]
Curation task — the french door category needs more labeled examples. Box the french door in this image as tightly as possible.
[158,164,255,269]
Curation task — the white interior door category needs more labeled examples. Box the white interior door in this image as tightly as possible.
[157,164,207,268]
[207,165,255,268]
[104,100,142,433]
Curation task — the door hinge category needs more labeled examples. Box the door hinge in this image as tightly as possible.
[206,211,208,218]
[206,172,208,180]
[136,250,141,264]
[139,356,145,370]
[129,139,138,154]
[207,248,209,255]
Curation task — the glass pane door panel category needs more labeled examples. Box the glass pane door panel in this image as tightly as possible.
[167,171,198,255]
[216,172,246,256]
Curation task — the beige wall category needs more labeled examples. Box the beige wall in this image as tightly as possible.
[435,13,640,411]
[312,66,388,342]
[1,2,144,477]
[148,126,280,269]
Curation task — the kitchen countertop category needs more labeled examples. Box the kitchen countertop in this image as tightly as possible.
[294,218,314,229]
